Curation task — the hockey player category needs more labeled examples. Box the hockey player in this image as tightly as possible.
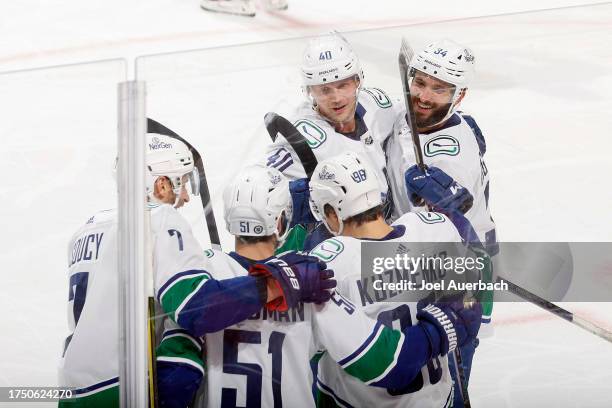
[200,0,288,17]
[264,31,406,250]
[385,39,496,406]
[58,133,332,408]
[194,163,481,407]
[308,151,483,407]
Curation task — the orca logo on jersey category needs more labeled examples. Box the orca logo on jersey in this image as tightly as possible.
[424,135,460,157]
[362,87,392,108]
[295,119,327,148]
[149,137,172,151]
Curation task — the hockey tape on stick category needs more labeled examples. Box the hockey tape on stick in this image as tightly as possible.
[398,37,426,171]
[147,118,221,249]
[500,277,612,343]
[264,112,318,178]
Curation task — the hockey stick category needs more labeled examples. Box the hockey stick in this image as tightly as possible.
[147,118,221,249]
[500,277,612,343]
[398,37,426,171]
[264,112,318,178]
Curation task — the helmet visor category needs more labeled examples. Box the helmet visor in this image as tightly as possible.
[169,167,200,197]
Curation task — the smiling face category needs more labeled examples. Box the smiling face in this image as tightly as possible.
[308,76,360,133]
[410,70,463,131]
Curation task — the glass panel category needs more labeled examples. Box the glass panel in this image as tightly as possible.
[0,59,126,406]
[136,4,612,407]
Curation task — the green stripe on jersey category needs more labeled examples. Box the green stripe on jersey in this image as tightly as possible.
[59,385,118,408]
[343,326,402,383]
[160,274,210,322]
[156,334,205,373]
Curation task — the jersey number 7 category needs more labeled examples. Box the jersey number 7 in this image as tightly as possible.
[62,272,89,356]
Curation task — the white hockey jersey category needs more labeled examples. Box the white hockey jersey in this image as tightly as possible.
[203,250,417,408]
[58,209,120,401]
[265,88,405,202]
[58,204,207,404]
[386,112,496,250]
[309,212,463,408]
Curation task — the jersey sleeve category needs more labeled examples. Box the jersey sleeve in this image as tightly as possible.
[152,206,267,336]
[263,135,307,180]
[156,319,205,408]
[312,290,441,389]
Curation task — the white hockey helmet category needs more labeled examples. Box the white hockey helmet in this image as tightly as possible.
[223,165,292,242]
[410,39,475,90]
[145,133,199,202]
[301,32,364,90]
[309,152,383,236]
[409,39,476,125]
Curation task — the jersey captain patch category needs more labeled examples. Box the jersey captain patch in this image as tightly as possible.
[424,135,460,157]
[294,119,327,148]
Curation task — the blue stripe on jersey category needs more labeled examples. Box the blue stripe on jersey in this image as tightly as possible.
[316,378,355,408]
[337,321,383,366]
[267,147,294,171]
[461,113,487,156]
[72,377,119,395]
[177,274,264,336]
[157,269,211,302]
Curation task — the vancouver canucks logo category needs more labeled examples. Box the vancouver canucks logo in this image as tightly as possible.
[294,119,327,148]
[310,238,344,262]
[424,135,460,157]
[254,225,264,234]
[149,136,172,150]
[363,88,392,108]
[318,165,335,181]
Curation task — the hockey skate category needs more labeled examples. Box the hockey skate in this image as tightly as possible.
[200,0,256,17]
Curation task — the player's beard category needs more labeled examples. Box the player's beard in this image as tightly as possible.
[412,97,452,130]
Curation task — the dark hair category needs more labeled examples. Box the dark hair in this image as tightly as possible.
[236,235,276,245]
[324,204,383,227]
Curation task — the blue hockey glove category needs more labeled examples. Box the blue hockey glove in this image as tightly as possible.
[289,178,317,226]
[157,361,202,408]
[404,165,474,214]
[280,252,336,303]
[417,300,482,356]
[249,256,336,311]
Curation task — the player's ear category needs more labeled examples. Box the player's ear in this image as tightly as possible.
[153,176,169,200]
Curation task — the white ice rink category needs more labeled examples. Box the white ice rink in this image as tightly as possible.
[1,0,611,407]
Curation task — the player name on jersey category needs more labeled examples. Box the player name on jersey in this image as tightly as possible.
[247,302,306,323]
[69,232,104,267]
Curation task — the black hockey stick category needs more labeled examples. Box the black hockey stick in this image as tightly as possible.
[264,112,318,178]
[500,276,612,343]
[398,37,426,171]
[147,118,221,249]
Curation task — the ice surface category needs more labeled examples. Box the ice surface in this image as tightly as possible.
[0,1,610,407]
